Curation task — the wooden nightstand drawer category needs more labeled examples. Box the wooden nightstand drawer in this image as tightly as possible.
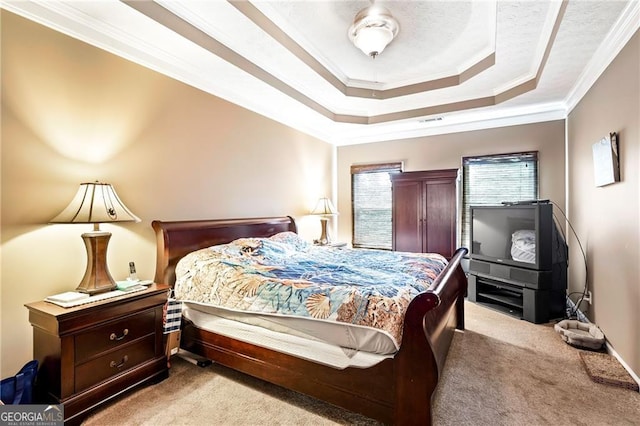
[26,283,170,424]
[75,334,156,392]
[75,309,156,363]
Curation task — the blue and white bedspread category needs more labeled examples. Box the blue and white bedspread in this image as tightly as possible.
[174,232,447,347]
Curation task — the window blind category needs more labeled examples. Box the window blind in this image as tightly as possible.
[351,162,402,249]
[461,152,538,249]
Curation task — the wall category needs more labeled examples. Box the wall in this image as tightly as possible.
[336,120,567,244]
[0,11,334,377]
[567,31,639,377]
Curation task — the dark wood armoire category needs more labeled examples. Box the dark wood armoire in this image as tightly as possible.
[391,169,458,258]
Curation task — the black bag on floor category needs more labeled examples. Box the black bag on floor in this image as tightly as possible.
[0,360,38,404]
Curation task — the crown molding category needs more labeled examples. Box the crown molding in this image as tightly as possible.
[565,0,640,114]
[330,102,568,146]
[3,0,635,146]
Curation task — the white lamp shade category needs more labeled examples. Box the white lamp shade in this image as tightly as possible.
[50,181,140,224]
[311,197,338,216]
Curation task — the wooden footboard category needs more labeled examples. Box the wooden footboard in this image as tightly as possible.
[394,248,467,423]
[152,217,467,425]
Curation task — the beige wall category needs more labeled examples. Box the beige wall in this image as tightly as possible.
[567,31,639,376]
[336,121,567,244]
[0,11,334,377]
[2,9,638,384]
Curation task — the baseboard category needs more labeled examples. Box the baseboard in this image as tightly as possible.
[606,342,640,391]
[566,298,640,391]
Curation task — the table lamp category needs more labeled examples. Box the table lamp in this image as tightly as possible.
[50,181,141,295]
[311,197,338,245]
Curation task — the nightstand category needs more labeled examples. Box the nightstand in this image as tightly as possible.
[314,241,347,248]
[25,284,169,424]
[327,242,347,248]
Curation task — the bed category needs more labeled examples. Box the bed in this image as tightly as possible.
[152,216,467,425]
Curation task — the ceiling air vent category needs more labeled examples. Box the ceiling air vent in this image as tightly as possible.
[419,117,443,123]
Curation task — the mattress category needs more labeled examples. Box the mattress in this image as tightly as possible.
[184,301,397,354]
[184,304,393,369]
[174,231,448,351]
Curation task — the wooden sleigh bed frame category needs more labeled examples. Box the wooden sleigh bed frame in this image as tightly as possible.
[152,216,467,425]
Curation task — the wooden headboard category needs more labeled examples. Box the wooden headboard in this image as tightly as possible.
[151,216,297,286]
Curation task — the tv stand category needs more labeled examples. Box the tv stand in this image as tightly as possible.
[468,259,567,324]
[468,274,555,323]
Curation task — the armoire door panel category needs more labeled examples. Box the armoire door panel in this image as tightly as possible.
[424,180,456,258]
[392,180,423,252]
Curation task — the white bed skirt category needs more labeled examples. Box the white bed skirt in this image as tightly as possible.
[183,304,394,369]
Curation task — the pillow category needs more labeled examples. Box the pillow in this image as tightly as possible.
[269,231,310,251]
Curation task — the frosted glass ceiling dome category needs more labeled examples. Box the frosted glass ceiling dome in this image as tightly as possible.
[348,4,400,58]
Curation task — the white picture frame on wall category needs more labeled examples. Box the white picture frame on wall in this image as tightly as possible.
[592,132,620,187]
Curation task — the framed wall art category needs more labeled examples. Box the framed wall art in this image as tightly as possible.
[592,132,620,187]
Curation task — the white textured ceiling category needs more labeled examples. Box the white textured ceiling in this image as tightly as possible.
[3,0,639,145]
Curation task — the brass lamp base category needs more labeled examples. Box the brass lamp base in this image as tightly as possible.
[316,217,331,246]
[77,231,117,295]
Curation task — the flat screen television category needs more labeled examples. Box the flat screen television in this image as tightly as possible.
[469,203,567,271]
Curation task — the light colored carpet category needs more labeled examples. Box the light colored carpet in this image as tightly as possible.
[432,302,640,425]
[579,351,640,392]
[83,302,640,425]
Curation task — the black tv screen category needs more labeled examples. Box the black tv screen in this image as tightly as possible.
[470,204,555,271]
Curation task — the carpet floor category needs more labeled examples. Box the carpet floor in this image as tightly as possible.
[83,301,640,425]
[579,351,640,392]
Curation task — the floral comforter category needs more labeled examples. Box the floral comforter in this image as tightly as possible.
[174,232,447,346]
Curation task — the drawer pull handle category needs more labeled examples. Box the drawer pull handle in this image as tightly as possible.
[110,355,129,369]
[110,329,129,341]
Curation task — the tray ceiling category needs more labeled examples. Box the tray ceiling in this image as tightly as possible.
[3,0,639,145]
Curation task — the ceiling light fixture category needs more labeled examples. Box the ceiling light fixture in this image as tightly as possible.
[348,4,400,58]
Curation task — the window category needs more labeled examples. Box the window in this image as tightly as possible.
[461,152,538,249]
[351,162,403,249]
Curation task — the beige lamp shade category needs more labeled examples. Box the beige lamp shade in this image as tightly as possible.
[50,181,140,224]
[311,197,338,216]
